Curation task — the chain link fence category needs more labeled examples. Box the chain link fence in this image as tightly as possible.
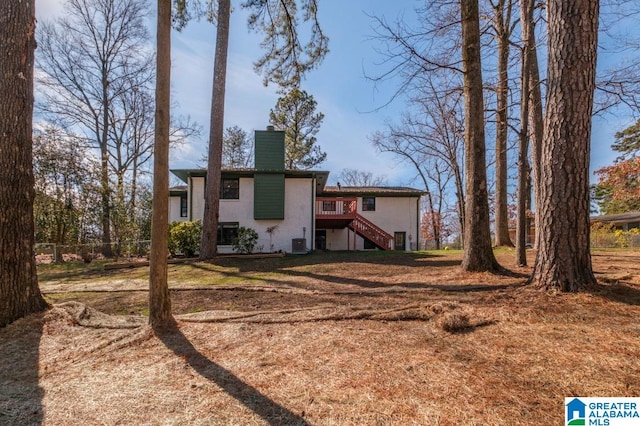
[35,240,151,264]
[591,229,640,249]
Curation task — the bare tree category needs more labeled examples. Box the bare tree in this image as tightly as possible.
[529,0,599,291]
[515,0,534,266]
[336,169,386,187]
[525,1,544,250]
[372,75,466,248]
[33,127,101,254]
[367,0,463,103]
[371,70,465,238]
[460,0,500,272]
[108,69,198,249]
[36,0,154,256]
[594,0,640,114]
[0,0,49,327]
[488,0,516,247]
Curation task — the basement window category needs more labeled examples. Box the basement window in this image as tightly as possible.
[217,222,239,245]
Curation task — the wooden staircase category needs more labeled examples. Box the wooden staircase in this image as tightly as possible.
[315,197,394,250]
[348,213,393,250]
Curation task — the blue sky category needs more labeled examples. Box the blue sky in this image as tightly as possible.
[35,0,633,187]
[165,0,421,185]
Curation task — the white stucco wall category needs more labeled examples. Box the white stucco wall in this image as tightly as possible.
[183,175,314,254]
[171,173,419,253]
[217,177,314,253]
[190,176,206,222]
[168,195,187,223]
[322,196,420,251]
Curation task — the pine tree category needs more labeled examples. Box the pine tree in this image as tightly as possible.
[269,88,326,170]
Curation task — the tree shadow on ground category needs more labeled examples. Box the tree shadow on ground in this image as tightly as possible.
[214,250,449,272]
[0,313,45,425]
[156,324,309,426]
[194,261,528,294]
[590,282,640,306]
[37,265,110,283]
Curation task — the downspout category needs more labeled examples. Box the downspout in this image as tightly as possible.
[188,175,193,222]
[416,197,420,251]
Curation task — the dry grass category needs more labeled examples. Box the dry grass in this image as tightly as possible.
[1,249,640,425]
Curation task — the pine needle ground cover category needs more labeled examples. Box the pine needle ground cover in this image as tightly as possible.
[2,250,639,425]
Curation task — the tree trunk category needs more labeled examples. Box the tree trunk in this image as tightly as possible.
[516,0,532,266]
[526,9,544,250]
[131,155,138,229]
[0,0,49,327]
[460,0,501,272]
[100,68,113,257]
[452,161,465,246]
[100,148,113,256]
[200,0,231,260]
[529,0,599,291]
[149,0,173,327]
[493,0,513,247]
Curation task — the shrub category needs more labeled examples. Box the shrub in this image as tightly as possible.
[169,221,202,257]
[591,222,640,248]
[232,226,258,254]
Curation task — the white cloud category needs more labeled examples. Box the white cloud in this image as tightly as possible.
[36,0,65,21]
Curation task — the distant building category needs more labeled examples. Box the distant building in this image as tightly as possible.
[590,211,640,231]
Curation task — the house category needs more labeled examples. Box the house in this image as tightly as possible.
[169,127,423,254]
[590,211,640,231]
[315,186,422,251]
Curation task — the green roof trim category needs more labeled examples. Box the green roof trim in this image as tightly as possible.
[170,169,206,183]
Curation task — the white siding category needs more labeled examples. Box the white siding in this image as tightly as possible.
[171,173,421,253]
[168,195,187,223]
[323,196,420,251]
[194,176,315,254]
[189,176,206,222]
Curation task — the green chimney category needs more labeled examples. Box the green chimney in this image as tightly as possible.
[254,127,285,170]
[254,126,285,220]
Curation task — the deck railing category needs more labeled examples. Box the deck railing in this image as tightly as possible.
[315,197,357,218]
[315,197,393,250]
[349,215,393,250]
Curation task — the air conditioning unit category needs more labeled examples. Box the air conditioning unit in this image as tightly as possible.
[291,238,307,253]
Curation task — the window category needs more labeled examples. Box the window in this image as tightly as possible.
[217,222,239,245]
[322,200,336,212]
[221,178,239,199]
[180,194,188,217]
[362,197,376,211]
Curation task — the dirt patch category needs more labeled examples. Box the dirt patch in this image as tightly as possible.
[2,249,639,424]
